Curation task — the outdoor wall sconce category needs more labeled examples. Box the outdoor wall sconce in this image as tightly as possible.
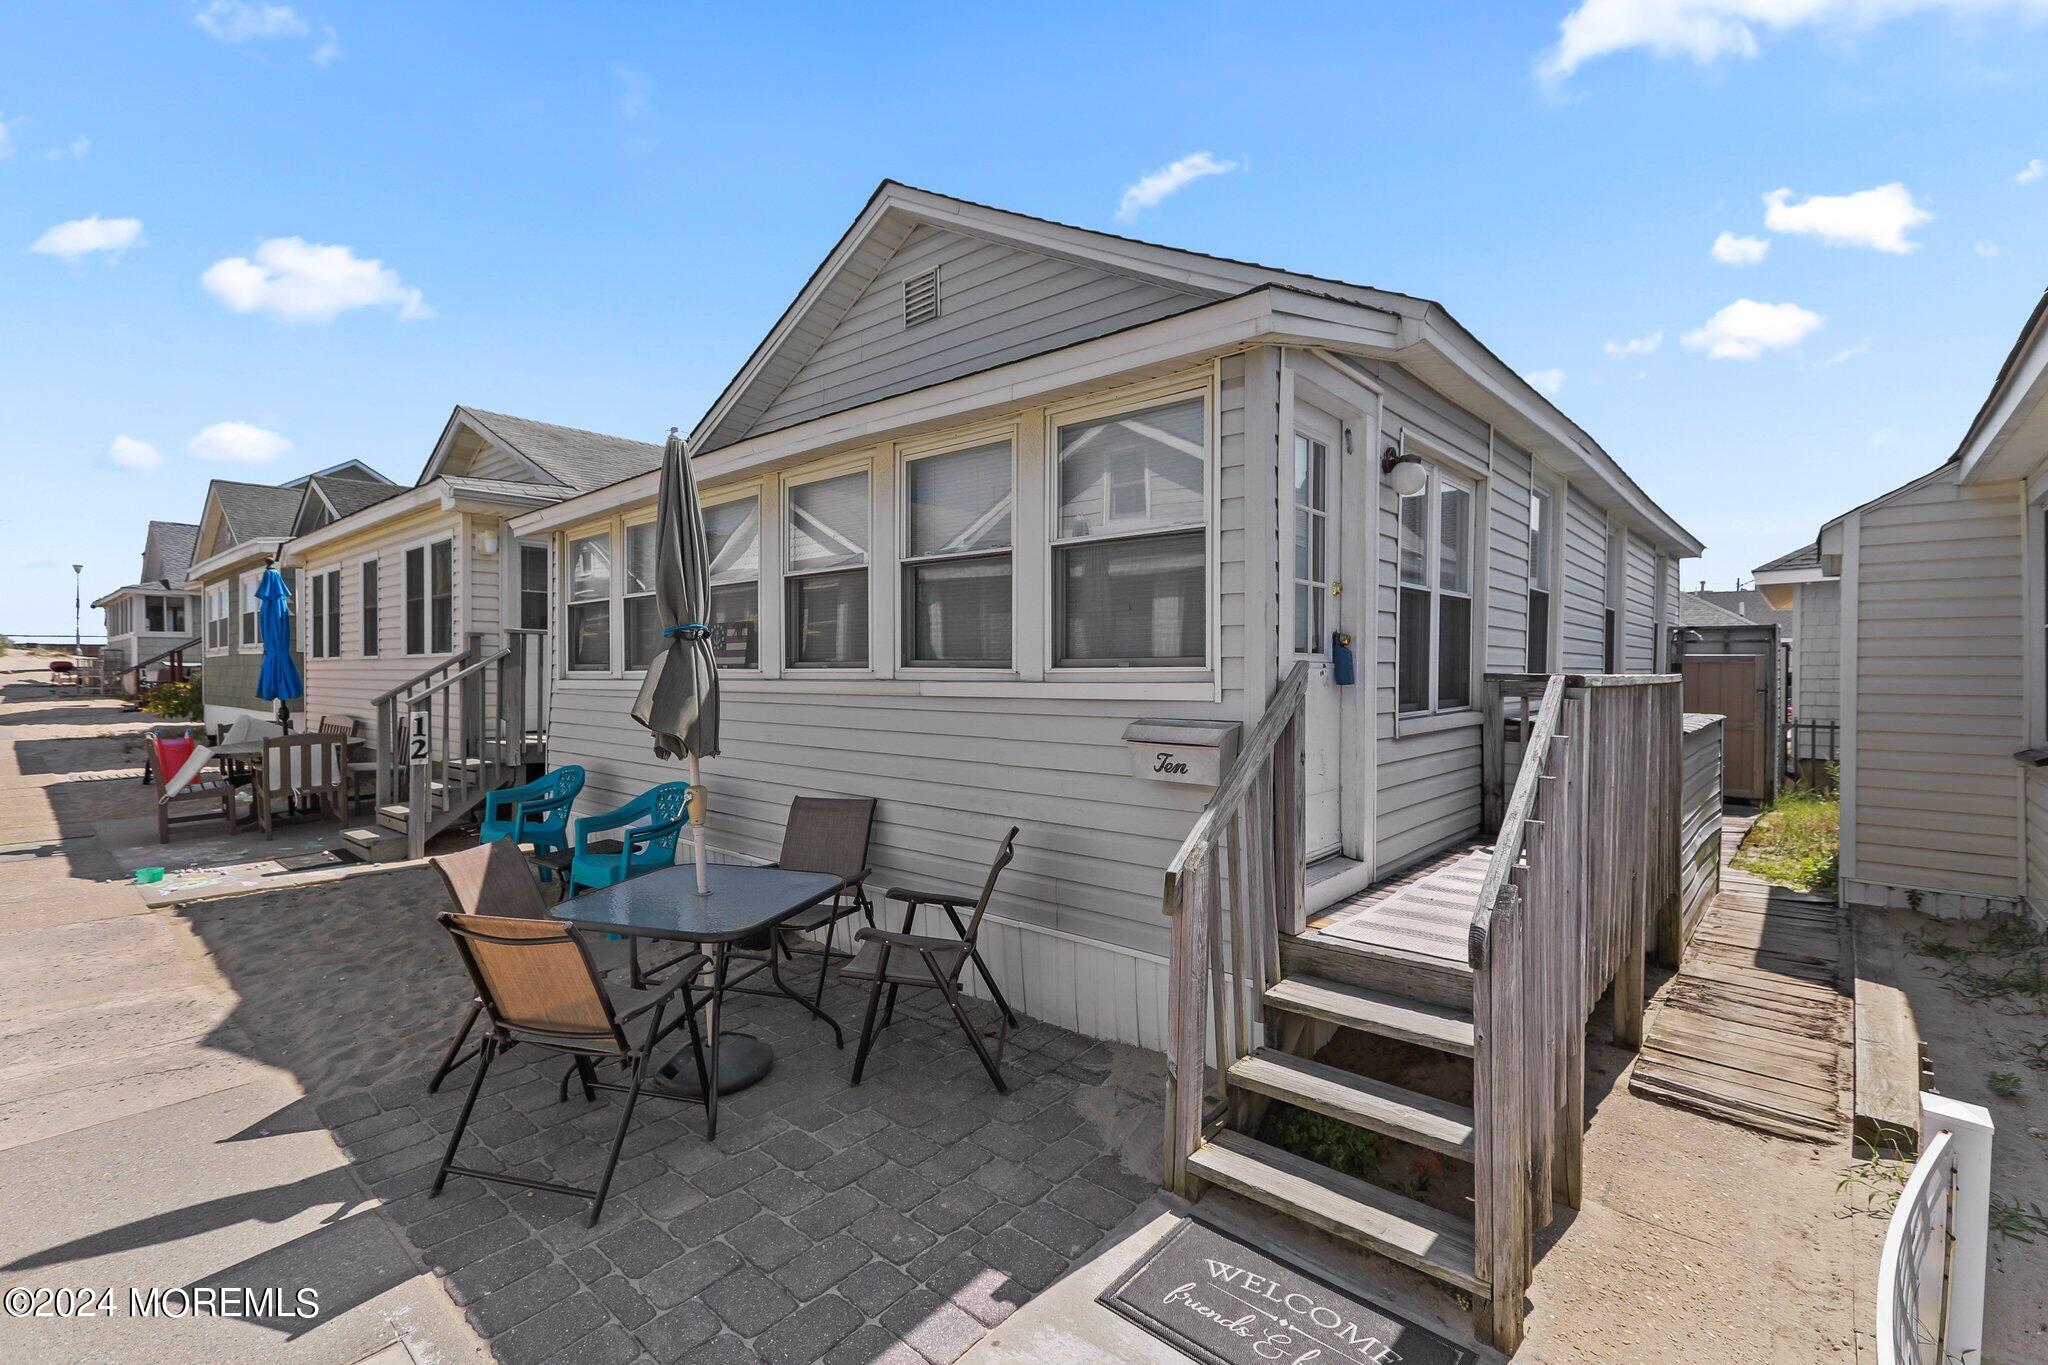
[478,530,500,556]
[1382,444,1428,497]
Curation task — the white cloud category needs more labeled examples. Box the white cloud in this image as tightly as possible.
[106,436,162,471]
[1683,299,1824,360]
[1540,1,2048,84]
[1116,152,1240,223]
[1820,338,1872,366]
[1975,239,2003,257]
[30,215,144,262]
[1604,330,1664,357]
[1762,183,1931,254]
[187,421,291,464]
[2018,158,2046,183]
[1710,230,1770,265]
[312,25,341,65]
[1523,367,1568,396]
[202,237,432,323]
[612,64,652,120]
[43,134,90,162]
[194,2,307,42]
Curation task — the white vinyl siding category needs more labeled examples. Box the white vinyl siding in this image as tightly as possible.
[1560,486,1608,670]
[745,224,1207,441]
[1485,438,1533,672]
[1849,476,2024,899]
[1624,534,1658,670]
[1793,580,1841,723]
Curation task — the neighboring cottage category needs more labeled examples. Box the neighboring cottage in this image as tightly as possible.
[183,460,395,727]
[1807,288,2048,922]
[1675,591,1786,800]
[91,520,203,693]
[1752,541,1842,777]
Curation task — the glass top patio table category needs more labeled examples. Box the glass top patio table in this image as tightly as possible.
[548,863,847,1137]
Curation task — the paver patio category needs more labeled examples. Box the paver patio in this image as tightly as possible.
[183,863,1164,1363]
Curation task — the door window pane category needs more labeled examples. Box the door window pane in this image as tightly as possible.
[1055,396,1204,538]
[1055,530,1204,667]
[1292,434,1329,655]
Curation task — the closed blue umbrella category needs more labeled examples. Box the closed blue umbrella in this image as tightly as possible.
[254,561,301,732]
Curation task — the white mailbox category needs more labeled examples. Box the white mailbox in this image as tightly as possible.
[1123,719,1241,788]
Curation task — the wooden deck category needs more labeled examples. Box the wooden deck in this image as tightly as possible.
[1307,842,1492,966]
[1630,815,1851,1143]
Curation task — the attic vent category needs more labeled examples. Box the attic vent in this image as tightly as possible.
[903,268,940,328]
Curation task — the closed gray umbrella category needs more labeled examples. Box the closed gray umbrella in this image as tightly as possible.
[631,427,721,892]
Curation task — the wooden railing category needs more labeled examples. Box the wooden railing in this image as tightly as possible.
[1160,662,1308,1197]
[1470,671,1682,1351]
[399,637,525,859]
[372,636,481,817]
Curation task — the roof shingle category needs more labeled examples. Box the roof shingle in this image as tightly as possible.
[458,407,664,493]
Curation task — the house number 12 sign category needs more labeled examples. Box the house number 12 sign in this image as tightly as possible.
[406,710,430,764]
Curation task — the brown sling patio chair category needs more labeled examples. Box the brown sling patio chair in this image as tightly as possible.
[771,796,877,1010]
[425,840,630,1093]
[845,826,1020,1094]
[431,910,711,1225]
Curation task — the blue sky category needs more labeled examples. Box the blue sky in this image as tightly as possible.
[5,1,2047,633]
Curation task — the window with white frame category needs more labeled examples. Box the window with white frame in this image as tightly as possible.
[1528,485,1554,673]
[205,583,230,652]
[1396,463,1476,714]
[624,520,661,670]
[518,545,549,632]
[785,469,869,669]
[239,571,262,648]
[1051,393,1206,668]
[903,439,1012,668]
[308,568,341,659]
[704,497,760,669]
[361,561,380,657]
[144,595,184,633]
[404,540,454,656]
[565,529,613,670]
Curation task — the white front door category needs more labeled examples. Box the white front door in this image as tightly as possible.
[1291,406,1344,861]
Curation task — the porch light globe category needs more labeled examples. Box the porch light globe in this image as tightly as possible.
[1386,456,1428,498]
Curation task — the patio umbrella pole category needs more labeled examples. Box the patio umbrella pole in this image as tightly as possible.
[690,750,709,895]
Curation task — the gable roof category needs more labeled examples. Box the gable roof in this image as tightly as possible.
[682,180,1703,557]
[1754,542,1818,575]
[283,458,391,488]
[293,473,407,535]
[1678,593,1755,629]
[144,521,199,585]
[213,480,304,544]
[422,406,664,493]
[1690,589,1790,634]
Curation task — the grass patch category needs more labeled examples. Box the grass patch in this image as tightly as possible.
[1733,784,1839,892]
[1991,1194,2048,1244]
[1838,1138,1910,1220]
[1257,1101,1388,1182]
[1986,1070,2024,1099]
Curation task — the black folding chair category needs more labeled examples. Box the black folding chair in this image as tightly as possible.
[845,826,1020,1093]
[432,911,710,1224]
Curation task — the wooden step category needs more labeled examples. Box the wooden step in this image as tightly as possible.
[340,826,407,863]
[1188,1130,1484,1295]
[1281,933,1472,1009]
[1266,975,1476,1057]
[1227,1049,1475,1160]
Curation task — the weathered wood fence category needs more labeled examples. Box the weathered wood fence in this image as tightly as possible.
[1676,714,1724,962]
[1159,661,1307,1196]
[1472,672,1683,1349]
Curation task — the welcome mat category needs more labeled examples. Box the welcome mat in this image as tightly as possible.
[1101,1219,1476,1365]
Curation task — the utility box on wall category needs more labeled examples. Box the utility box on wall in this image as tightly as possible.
[1123,719,1241,788]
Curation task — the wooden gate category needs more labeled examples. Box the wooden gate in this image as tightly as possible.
[1683,654,1765,799]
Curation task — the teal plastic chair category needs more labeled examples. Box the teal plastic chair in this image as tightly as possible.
[567,782,691,895]
[479,766,585,878]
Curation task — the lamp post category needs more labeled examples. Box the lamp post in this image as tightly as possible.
[71,564,83,655]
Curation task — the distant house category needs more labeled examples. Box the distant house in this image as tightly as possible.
[277,407,662,853]
[1752,541,1840,774]
[1674,591,1786,800]
[91,520,202,693]
[182,460,394,728]
[1811,288,2048,921]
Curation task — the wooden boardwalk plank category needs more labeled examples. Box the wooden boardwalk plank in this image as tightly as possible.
[1629,812,1850,1145]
